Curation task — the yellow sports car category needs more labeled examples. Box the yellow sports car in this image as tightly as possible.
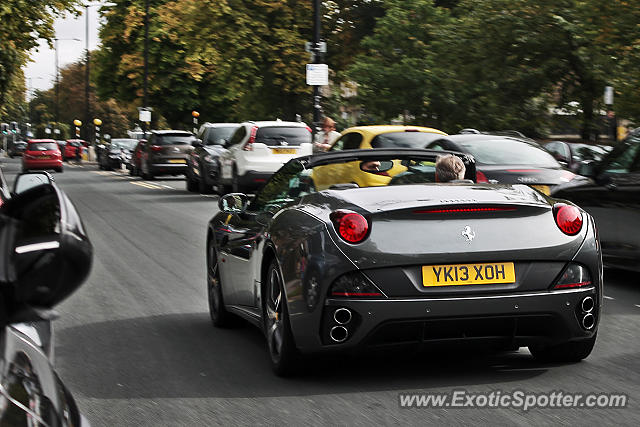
[313,125,447,190]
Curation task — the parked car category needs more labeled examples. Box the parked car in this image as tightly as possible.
[318,125,447,188]
[425,134,585,195]
[543,141,612,172]
[207,148,601,375]
[62,140,83,161]
[551,129,640,272]
[128,139,147,176]
[186,123,240,193]
[99,138,138,171]
[139,130,195,179]
[7,139,27,157]
[22,139,63,173]
[0,170,92,425]
[218,120,313,193]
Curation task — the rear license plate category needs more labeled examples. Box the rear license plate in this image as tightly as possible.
[168,159,186,164]
[422,262,515,287]
[39,156,51,159]
[271,148,297,154]
[530,185,550,195]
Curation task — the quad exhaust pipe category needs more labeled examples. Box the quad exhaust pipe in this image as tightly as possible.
[329,326,349,343]
[581,296,594,313]
[333,308,352,325]
[582,313,595,330]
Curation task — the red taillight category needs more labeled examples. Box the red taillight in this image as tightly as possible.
[553,263,592,289]
[330,210,369,243]
[553,203,583,235]
[476,170,489,183]
[243,125,259,151]
[151,145,162,152]
[305,126,312,133]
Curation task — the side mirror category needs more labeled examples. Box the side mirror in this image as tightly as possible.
[577,160,597,178]
[0,183,92,321]
[218,138,228,146]
[192,139,203,147]
[359,160,394,173]
[12,172,54,196]
[218,193,249,214]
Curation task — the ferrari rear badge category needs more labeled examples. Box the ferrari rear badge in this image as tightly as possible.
[462,226,476,242]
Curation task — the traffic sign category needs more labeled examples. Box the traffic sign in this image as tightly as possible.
[306,64,329,86]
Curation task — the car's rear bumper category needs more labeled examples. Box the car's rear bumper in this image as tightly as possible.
[23,160,63,169]
[295,287,599,353]
[239,170,272,189]
[150,163,188,175]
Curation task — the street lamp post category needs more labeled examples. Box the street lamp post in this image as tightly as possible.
[312,0,323,128]
[83,3,116,144]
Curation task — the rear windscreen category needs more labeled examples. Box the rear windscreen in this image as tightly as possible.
[459,139,560,167]
[29,143,58,151]
[157,135,194,146]
[205,127,238,145]
[370,132,446,148]
[255,127,311,146]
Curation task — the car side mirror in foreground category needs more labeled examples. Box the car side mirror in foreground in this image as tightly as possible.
[192,139,203,147]
[577,160,597,178]
[218,193,249,214]
[12,171,54,196]
[0,183,92,323]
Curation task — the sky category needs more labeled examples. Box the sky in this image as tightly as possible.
[23,6,105,99]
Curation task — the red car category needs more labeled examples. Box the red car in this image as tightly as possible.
[22,139,63,173]
[64,139,85,160]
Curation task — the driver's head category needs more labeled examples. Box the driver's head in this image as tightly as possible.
[435,155,465,182]
[361,161,381,172]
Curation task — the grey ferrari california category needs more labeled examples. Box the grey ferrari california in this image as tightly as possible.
[206,148,602,375]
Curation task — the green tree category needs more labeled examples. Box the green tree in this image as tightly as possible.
[0,0,80,118]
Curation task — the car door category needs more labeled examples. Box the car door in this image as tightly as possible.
[554,135,640,269]
[220,126,247,183]
[218,160,307,307]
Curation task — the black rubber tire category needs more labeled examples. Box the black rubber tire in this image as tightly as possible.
[56,167,63,173]
[186,174,198,192]
[231,167,244,193]
[263,260,300,376]
[129,166,136,176]
[207,241,233,327]
[529,333,597,363]
[198,173,213,194]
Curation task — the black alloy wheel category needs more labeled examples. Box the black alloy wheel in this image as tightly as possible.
[198,163,213,194]
[264,260,299,376]
[186,169,198,192]
[207,241,232,327]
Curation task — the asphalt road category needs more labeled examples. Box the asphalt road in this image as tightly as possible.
[2,158,639,426]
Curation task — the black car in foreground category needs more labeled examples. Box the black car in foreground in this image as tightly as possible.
[207,148,602,375]
[426,134,586,195]
[0,171,92,424]
[552,129,640,272]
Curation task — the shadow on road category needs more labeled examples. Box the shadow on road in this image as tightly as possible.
[57,313,550,400]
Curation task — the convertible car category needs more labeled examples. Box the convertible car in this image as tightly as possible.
[206,149,602,375]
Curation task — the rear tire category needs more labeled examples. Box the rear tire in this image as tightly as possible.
[207,240,233,327]
[264,260,300,376]
[186,174,198,192]
[198,174,213,194]
[231,168,245,193]
[529,333,597,363]
[56,167,63,173]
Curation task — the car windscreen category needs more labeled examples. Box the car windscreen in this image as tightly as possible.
[572,144,608,162]
[255,127,311,146]
[28,143,58,151]
[370,132,446,148]
[111,139,138,150]
[458,139,560,167]
[205,127,238,145]
[156,135,195,146]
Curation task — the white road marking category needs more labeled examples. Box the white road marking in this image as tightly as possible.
[635,304,640,309]
[603,295,614,300]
